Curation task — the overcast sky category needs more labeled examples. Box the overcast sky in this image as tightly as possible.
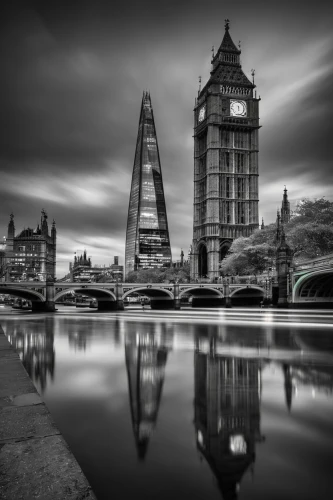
[1,0,332,277]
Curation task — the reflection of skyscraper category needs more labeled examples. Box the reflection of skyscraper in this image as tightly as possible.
[125,92,172,277]
[6,321,55,392]
[194,336,263,500]
[125,328,169,460]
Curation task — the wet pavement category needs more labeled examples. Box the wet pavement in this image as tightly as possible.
[0,323,96,500]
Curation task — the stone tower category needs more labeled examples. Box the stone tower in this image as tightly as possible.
[276,226,292,306]
[281,186,291,224]
[125,92,172,277]
[191,20,260,280]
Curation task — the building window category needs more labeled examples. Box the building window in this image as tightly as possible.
[235,153,245,173]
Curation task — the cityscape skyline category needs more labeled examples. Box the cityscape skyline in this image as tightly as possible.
[1,1,332,277]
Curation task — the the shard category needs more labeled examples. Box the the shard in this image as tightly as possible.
[125,92,172,277]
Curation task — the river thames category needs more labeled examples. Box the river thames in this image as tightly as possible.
[1,305,333,500]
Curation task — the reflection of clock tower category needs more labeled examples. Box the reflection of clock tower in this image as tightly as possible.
[191,20,260,280]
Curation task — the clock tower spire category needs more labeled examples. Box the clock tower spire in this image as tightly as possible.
[191,21,260,281]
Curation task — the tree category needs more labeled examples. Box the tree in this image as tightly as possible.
[220,240,275,276]
[221,197,333,275]
[125,263,191,283]
[291,197,333,226]
[288,223,333,261]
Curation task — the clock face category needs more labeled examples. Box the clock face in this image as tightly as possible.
[230,100,247,117]
[198,104,206,123]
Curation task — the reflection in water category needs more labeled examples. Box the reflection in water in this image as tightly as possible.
[125,324,171,460]
[68,327,89,351]
[5,320,55,393]
[194,334,264,500]
[2,312,333,500]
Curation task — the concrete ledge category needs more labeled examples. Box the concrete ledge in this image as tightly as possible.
[0,325,97,499]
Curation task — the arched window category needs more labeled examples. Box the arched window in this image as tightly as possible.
[198,245,208,277]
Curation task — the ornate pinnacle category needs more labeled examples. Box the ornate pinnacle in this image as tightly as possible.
[225,19,230,31]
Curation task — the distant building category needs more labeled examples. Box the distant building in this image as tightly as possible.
[69,253,123,282]
[125,91,172,277]
[280,186,291,224]
[1,211,56,281]
[172,249,189,268]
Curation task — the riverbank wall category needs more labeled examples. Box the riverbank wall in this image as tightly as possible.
[0,324,97,500]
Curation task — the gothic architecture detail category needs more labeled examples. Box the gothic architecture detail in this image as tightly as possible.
[276,226,293,306]
[281,186,291,224]
[1,211,56,281]
[191,21,260,280]
[125,92,172,277]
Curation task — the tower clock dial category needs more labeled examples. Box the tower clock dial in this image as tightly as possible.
[230,100,247,117]
[198,104,206,123]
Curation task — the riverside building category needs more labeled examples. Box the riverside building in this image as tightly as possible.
[1,211,56,281]
[191,20,260,280]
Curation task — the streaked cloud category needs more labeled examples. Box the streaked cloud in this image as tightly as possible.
[1,1,332,277]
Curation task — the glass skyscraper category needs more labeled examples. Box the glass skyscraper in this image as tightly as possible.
[125,92,172,277]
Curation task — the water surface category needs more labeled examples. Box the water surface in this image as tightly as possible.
[1,306,333,500]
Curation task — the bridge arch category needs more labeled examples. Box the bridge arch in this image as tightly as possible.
[230,286,265,306]
[0,286,44,302]
[54,287,117,302]
[229,285,265,297]
[179,286,224,299]
[122,287,174,300]
[179,286,223,308]
[293,270,333,305]
[123,286,174,309]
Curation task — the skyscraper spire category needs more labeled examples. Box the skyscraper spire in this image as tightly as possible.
[125,92,172,276]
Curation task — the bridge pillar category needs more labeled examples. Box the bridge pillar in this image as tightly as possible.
[32,281,56,312]
[223,281,232,308]
[115,282,124,311]
[174,283,180,310]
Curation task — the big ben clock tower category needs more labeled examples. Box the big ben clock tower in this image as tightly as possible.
[191,20,260,281]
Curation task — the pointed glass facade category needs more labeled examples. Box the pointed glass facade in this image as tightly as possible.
[125,92,172,276]
[125,329,168,459]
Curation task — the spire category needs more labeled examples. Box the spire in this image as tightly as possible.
[207,20,254,94]
[41,209,48,236]
[213,20,241,66]
[125,92,172,276]
[7,213,15,246]
[281,186,291,224]
[261,217,265,230]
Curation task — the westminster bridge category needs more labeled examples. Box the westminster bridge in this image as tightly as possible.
[1,252,333,312]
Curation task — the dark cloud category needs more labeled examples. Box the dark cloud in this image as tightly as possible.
[1,0,333,276]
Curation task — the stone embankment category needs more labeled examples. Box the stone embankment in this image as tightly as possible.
[0,325,96,499]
